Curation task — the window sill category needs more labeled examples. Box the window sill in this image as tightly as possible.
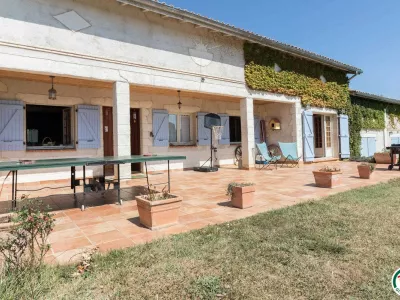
[169,143,197,148]
[26,146,76,152]
[230,142,242,145]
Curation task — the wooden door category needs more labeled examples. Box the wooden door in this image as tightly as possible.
[102,107,114,175]
[130,108,141,172]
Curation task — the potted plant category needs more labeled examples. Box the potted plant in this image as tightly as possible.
[374,149,394,164]
[357,162,376,179]
[135,185,182,230]
[312,166,342,188]
[226,182,255,209]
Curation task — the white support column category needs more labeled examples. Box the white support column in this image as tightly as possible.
[384,108,388,147]
[292,100,303,158]
[113,81,131,179]
[240,97,255,169]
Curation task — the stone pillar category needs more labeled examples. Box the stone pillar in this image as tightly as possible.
[113,81,131,179]
[240,97,255,169]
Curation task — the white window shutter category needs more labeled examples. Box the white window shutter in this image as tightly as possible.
[0,100,24,151]
[218,114,230,145]
[197,113,211,146]
[339,114,350,159]
[77,105,101,149]
[153,109,169,147]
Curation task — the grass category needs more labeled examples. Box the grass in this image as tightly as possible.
[2,179,400,299]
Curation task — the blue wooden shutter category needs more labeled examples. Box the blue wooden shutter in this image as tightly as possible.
[391,137,400,145]
[254,116,261,144]
[360,137,368,157]
[367,137,376,157]
[302,111,315,162]
[197,112,211,146]
[0,101,24,151]
[218,114,230,145]
[339,114,350,159]
[152,109,169,147]
[77,105,100,149]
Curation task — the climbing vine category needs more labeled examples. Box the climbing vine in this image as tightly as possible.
[243,42,400,157]
[349,95,400,156]
[350,96,385,130]
[244,42,350,109]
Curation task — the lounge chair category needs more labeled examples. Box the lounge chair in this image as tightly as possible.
[255,142,280,170]
[278,142,302,168]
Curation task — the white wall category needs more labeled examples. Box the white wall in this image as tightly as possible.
[0,0,247,98]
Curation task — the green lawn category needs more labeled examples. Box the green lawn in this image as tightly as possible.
[2,179,400,299]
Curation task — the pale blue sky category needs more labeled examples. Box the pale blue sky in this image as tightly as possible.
[164,0,400,98]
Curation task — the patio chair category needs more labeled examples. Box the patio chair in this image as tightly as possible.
[255,142,280,170]
[278,142,302,168]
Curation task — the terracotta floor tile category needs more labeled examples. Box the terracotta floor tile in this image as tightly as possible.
[74,216,104,227]
[87,230,125,245]
[51,236,92,253]
[53,222,78,232]
[80,223,115,236]
[49,228,84,243]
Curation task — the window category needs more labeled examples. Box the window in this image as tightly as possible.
[168,113,193,144]
[313,115,322,148]
[325,116,332,147]
[229,116,241,143]
[26,105,73,149]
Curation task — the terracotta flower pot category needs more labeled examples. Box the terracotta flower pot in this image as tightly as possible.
[357,165,373,179]
[135,194,182,230]
[312,171,342,188]
[374,152,393,164]
[231,185,255,209]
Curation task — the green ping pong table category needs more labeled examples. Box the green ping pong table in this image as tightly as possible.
[0,155,186,210]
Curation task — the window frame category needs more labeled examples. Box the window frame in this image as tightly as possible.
[25,104,75,150]
[168,112,195,146]
[229,116,242,144]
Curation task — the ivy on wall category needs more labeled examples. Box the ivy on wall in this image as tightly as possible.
[348,104,362,157]
[349,96,400,156]
[244,42,350,109]
[350,96,385,130]
[386,104,400,128]
[243,42,400,157]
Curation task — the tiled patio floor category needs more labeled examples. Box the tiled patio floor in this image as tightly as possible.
[2,162,400,264]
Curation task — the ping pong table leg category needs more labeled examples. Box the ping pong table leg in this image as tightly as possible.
[82,165,86,211]
[71,166,77,205]
[11,170,16,210]
[15,170,18,209]
[117,164,122,205]
[145,162,149,189]
[168,160,170,193]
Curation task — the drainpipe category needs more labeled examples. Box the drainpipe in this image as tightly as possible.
[384,107,388,148]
